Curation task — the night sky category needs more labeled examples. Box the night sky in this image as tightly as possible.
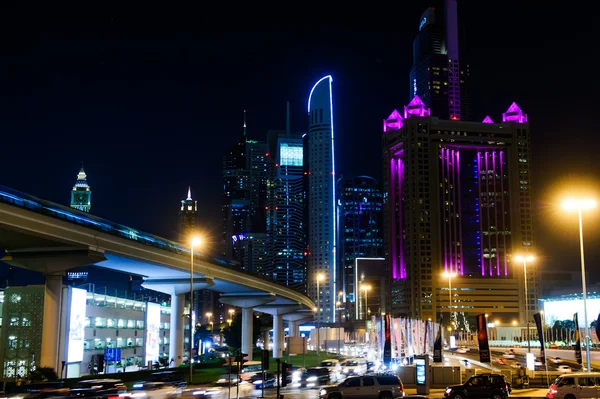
[1,3,598,280]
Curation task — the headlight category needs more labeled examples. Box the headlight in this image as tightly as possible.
[253,380,263,385]
[307,376,317,382]
[320,389,327,396]
[343,368,349,373]
[132,384,143,389]
[445,388,453,394]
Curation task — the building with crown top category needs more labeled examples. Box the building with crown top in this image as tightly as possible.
[383,96,536,329]
[180,187,198,240]
[70,165,91,213]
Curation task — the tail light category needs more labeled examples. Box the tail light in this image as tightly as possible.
[546,384,558,399]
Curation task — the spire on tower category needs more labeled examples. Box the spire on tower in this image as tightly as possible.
[187,186,192,200]
[243,109,247,136]
[286,102,291,135]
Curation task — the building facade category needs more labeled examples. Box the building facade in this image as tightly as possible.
[382,96,535,327]
[265,130,306,291]
[337,176,384,320]
[307,75,338,322]
[409,0,470,121]
[0,286,170,379]
[70,165,91,213]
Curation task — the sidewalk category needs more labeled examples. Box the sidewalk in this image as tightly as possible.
[403,387,548,398]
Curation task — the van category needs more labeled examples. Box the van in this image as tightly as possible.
[546,372,600,399]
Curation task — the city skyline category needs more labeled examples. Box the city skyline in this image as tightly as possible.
[1,6,598,278]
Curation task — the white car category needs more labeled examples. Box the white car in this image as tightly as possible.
[550,357,562,364]
[319,359,342,381]
[557,365,572,373]
[456,347,468,354]
[503,352,516,359]
[340,358,367,376]
[129,382,183,399]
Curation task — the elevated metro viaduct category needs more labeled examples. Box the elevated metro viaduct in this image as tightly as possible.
[0,185,314,373]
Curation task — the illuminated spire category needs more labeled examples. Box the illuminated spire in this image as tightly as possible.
[187,186,192,200]
[243,110,247,136]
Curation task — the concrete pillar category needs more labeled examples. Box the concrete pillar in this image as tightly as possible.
[241,307,254,360]
[288,321,299,337]
[41,274,63,371]
[273,314,284,359]
[169,293,186,366]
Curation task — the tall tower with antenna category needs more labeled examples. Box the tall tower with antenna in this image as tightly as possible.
[70,163,92,212]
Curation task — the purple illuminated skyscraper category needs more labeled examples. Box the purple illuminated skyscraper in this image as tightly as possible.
[383,97,536,327]
[409,0,470,121]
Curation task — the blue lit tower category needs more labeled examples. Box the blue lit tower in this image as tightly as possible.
[307,76,337,322]
[265,103,306,292]
[337,176,384,320]
[70,165,91,212]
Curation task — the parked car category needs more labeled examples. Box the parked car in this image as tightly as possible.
[319,374,404,399]
[444,373,510,399]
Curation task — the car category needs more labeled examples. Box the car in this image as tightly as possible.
[550,357,562,364]
[502,352,516,359]
[69,379,127,398]
[284,366,305,385]
[444,373,510,399]
[340,358,367,376]
[319,359,342,381]
[250,372,278,388]
[139,371,186,388]
[319,374,405,399]
[556,365,572,373]
[128,382,183,399]
[547,372,600,399]
[301,367,332,388]
[496,358,507,365]
[510,362,524,369]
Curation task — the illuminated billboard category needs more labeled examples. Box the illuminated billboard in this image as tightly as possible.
[145,302,161,364]
[543,297,600,327]
[67,287,87,362]
[280,143,303,167]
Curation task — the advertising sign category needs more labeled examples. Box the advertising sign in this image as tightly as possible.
[573,312,582,365]
[415,357,426,385]
[145,302,161,365]
[104,348,121,362]
[533,313,546,365]
[383,314,392,367]
[433,321,443,362]
[476,313,491,363]
[67,287,87,362]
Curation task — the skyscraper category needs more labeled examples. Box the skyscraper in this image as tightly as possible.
[221,111,268,266]
[70,165,91,212]
[383,96,535,326]
[265,105,306,292]
[307,75,337,322]
[180,187,198,240]
[409,0,470,121]
[337,176,384,320]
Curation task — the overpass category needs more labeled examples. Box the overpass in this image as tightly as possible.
[0,184,314,372]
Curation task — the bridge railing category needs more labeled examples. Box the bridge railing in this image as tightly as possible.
[0,185,308,296]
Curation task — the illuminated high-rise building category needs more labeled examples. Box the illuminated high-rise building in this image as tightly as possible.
[383,96,535,326]
[70,165,91,213]
[409,0,470,121]
[307,76,337,322]
[180,187,198,240]
[337,176,384,320]
[265,104,306,292]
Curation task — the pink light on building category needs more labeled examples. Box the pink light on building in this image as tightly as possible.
[502,102,528,123]
[482,115,494,124]
[403,95,431,119]
[383,109,403,132]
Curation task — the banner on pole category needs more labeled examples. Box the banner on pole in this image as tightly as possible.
[476,313,491,363]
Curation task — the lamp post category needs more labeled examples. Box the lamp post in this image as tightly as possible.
[316,273,324,364]
[361,285,371,320]
[515,255,534,353]
[563,197,596,372]
[190,236,201,384]
[442,272,457,326]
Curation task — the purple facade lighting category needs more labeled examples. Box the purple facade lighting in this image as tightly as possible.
[502,102,528,123]
[500,150,508,276]
[404,95,431,119]
[477,152,484,275]
[440,147,463,275]
[389,150,406,280]
[384,109,403,132]
[482,115,494,124]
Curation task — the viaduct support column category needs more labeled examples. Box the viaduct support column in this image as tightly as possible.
[273,314,284,359]
[219,293,276,360]
[41,274,63,371]
[288,321,298,337]
[169,293,186,366]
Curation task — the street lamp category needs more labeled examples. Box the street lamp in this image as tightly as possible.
[189,236,201,384]
[442,272,457,326]
[514,255,535,353]
[563,197,596,372]
[361,285,371,320]
[316,273,324,363]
